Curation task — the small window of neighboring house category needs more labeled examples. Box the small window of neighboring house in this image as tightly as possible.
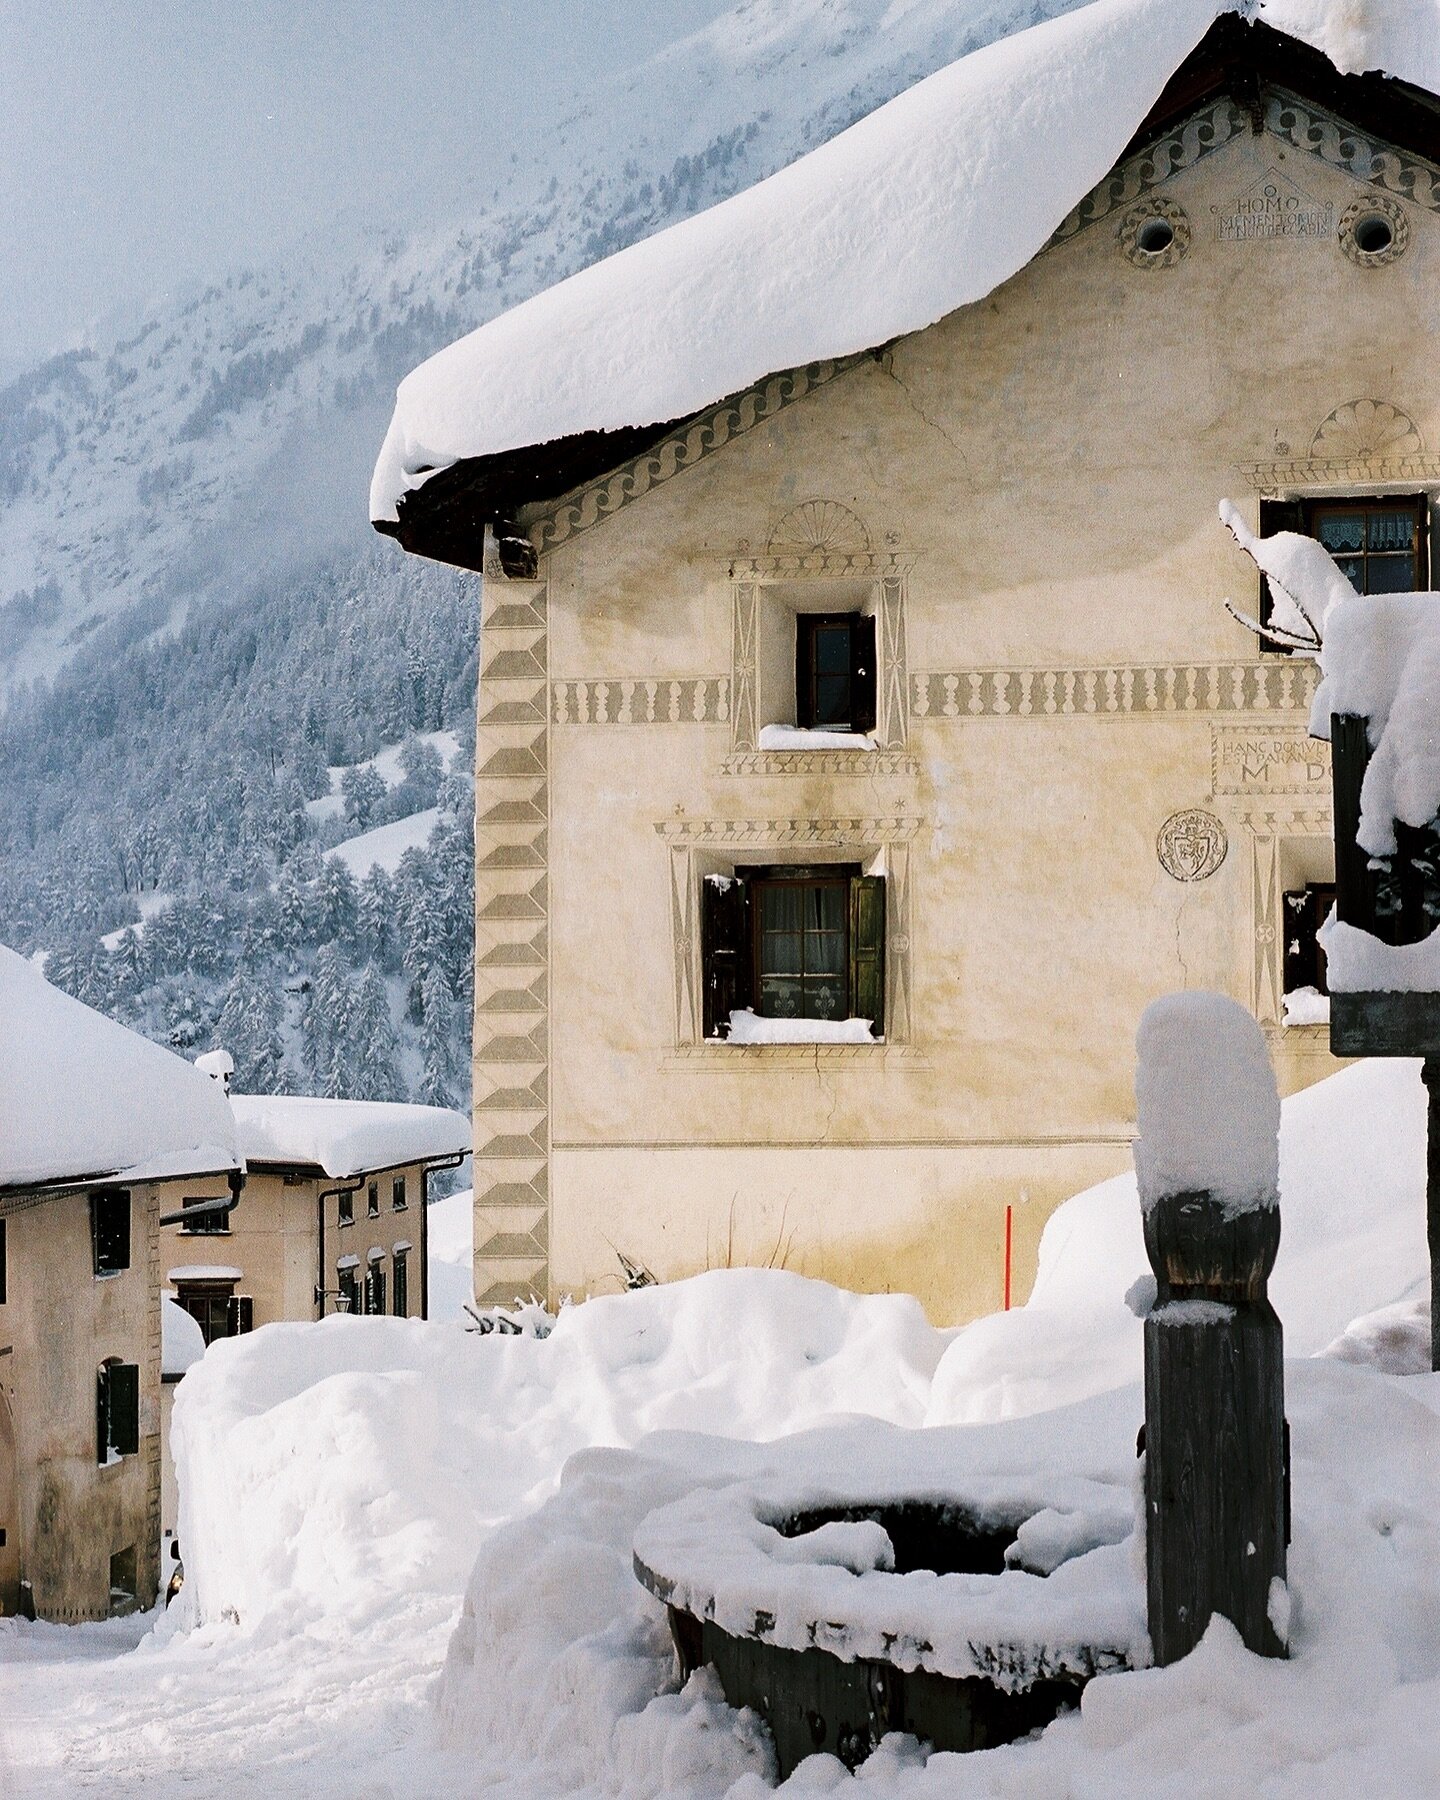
[364,1261,386,1316]
[337,1265,359,1315]
[91,1190,131,1277]
[180,1194,230,1236]
[1259,495,1431,649]
[0,1218,7,1305]
[392,1252,408,1318]
[175,1281,240,1347]
[338,1189,355,1227]
[96,1359,140,1464]
[391,1176,407,1211]
[700,867,885,1039]
[367,1182,380,1219]
[795,614,876,732]
[1284,882,1338,1000]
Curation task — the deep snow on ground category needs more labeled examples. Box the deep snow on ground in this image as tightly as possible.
[0,1058,1435,1797]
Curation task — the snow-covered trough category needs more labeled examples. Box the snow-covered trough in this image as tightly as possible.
[633,1471,1138,1776]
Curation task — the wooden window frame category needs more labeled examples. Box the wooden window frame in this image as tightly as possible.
[337,1265,360,1315]
[96,1359,140,1464]
[1259,493,1432,651]
[366,1181,380,1219]
[363,1263,386,1316]
[794,613,877,733]
[180,1194,230,1237]
[337,1189,355,1228]
[174,1279,239,1347]
[702,864,886,1040]
[391,1176,407,1212]
[91,1189,131,1277]
[393,1252,408,1318]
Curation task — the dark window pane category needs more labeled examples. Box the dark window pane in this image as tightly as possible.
[807,981,845,1020]
[764,932,803,974]
[393,1255,408,1317]
[1317,513,1365,554]
[814,625,851,673]
[809,932,846,976]
[758,975,803,1017]
[1334,556,1364,588]
[760,886,802,933]
[809,884,846,931]
[1367,555,1416,594]
[814,675,850,724]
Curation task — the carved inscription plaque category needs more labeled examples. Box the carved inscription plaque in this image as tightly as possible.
[1216,169,1332,243]
[1212,727,1330,795]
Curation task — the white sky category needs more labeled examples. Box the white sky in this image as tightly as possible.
[0,1,736,373]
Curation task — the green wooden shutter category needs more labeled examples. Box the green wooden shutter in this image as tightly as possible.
[109,1364,140,1457]
[848,876,886,1037]
[701,875,753,1038]
[1258,499,1305,650]
[851,615,877,734]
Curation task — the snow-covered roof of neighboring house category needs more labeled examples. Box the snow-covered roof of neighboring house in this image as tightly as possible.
[0,944,240,1194]
[370,4,1440,557]
[229,1094,471,1180]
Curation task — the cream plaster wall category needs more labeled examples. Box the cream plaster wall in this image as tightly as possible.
[474,106,1440,1323]
[0,1184,163,1621]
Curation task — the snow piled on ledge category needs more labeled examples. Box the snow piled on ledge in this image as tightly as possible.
[370,0,1219,521]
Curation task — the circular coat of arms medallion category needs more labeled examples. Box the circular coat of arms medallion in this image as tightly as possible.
[1157,809,1228,882]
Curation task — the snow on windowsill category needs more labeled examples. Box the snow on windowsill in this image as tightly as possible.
[723,1010,877,1045]
[1321,912,1440,995]
[1282,986,1331,1027]
[757,725,877,751]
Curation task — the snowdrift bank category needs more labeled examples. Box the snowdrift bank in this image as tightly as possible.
[929,1056,1428,1424]
[439,1361,1440,1799]
[171,1270,944,1632]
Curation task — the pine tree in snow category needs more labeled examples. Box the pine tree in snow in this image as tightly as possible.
[313,857,359,948]
[357,865,397,970]
[418,964,458,1107]
[217,968,287,1094]
[341,762,386,829]
[350,964,402,1101]
[303,942,353,1086]
[108,926,148,997]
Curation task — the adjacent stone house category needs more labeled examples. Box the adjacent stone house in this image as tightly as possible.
[159,1074,469,1339]
[372,14,1440,1321]
[0,947,238,1620]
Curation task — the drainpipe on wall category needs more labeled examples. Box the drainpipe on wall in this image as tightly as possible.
[314,1179,364,1317]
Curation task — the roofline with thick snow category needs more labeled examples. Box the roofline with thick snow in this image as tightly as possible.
[372,15,1440,577]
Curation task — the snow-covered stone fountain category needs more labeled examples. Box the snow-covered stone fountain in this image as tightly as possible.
[633,989,1289,1771]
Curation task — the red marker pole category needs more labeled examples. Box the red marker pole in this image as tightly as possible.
[1003,1202,1014,1311]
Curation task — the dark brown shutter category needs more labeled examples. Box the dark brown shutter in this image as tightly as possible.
[227,1295,254,1336]
[1403,493,1431,588]
[96,1368,110,1464]
[109,1364,140,1456]
[848,876,886,1036]
[851,615,877,734]
[701,875,752,1038]
[1282,888,1317,993]
[1258,499,1305,651]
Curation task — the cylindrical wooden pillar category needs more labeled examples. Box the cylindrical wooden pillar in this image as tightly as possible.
[1136,994,1288,1665]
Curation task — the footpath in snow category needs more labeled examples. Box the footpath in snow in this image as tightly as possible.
[0,1056,1435,1797]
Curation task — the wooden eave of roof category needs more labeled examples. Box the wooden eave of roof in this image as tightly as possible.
[377,15,1440,575]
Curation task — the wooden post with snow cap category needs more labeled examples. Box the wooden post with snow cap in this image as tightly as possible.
[1136,991,1288,1665]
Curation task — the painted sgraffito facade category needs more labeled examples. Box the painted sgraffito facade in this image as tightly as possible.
[454,61,1440,1322]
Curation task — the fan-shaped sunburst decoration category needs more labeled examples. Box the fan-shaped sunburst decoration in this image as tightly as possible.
[766,499,871,558]
[1310,399,1423,462]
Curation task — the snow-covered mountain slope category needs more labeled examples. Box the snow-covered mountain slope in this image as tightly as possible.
[3,0,1107,694]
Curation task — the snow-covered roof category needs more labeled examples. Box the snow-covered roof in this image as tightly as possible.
[371,0,1219,524]
[0,944,240,1193]
[229,1093,471,1179]
[370,1,1440,534]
